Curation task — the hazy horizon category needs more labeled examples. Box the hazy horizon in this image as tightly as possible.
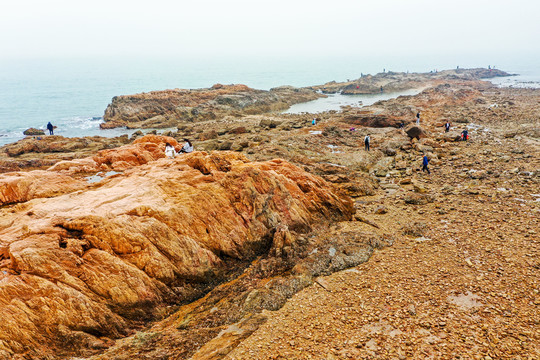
[2,0,539,61]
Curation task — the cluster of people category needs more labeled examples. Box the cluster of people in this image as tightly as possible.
[165,139,194,158]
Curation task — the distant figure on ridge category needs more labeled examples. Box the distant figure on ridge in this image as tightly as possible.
[179,139,194,153]
[46,122,54,135]
[312,118,316,125]
[422,155,430,174]
[416,112,420,125]
[364,134,370,151]
[445,121,451,132]
[380,86,383,93]
[165,142,176,158]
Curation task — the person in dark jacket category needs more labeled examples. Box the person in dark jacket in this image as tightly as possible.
[445,121,450,132]
[461,129,469,141]
[46,122,54,135]
[364,134,370,151]
[422,155,430,174]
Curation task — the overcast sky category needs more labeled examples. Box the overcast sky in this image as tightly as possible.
[1,0,539,60]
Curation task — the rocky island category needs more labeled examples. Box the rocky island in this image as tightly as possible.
[1,68,538,359]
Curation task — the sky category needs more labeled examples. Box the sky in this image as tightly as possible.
[0,0,539,60]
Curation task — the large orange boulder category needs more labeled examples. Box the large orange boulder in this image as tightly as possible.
[93,134,179,170]
[0,151,353,359]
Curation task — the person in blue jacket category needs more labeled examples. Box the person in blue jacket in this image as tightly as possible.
[422,155,430,174]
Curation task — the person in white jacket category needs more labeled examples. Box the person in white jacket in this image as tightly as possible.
[180,139,194,153]
[165,142,177,158]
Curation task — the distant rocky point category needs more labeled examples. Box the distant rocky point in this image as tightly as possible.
[310,68,512,95]
[101,84,323,129]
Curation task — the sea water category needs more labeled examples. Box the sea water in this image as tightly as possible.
[1,55,538,146]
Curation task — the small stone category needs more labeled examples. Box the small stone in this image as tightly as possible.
[374,206,388,214]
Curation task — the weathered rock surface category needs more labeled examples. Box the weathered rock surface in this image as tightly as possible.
[0,135,132,173]
[92,134,179,170]
[0,147,353,359]
[0,170,86,206]
[101,84,323,129]
[23,128,45,136]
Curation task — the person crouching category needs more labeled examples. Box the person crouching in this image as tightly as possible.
[165,142,177,158]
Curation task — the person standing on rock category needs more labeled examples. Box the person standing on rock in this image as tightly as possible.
[416,112,420,125]
[364,134,370,151]
[445,121,451,132]
[312,118,316,126]
[461,129,468,141]
[179,139,194,153]
[46,122,54,135]
[422,155,430,174]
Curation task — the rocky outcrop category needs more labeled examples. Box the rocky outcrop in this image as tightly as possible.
[2,136,131,159]
[0,148,353,359]
[0,170,86,206]
[101,84,323,129]
[0,135,133,174]
[23,128,45,136]
[92,134,179,170]
[405,125,426,140]
[310,68,512,95]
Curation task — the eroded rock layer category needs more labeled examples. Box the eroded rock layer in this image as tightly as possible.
[0,149,353,359]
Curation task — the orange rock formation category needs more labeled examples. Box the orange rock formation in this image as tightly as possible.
[0,138,353,359]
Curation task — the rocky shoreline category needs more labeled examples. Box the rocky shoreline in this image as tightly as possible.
[100,84,324,130]
[0,68,538,359]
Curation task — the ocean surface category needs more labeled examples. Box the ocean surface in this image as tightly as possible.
[1,56,539,146]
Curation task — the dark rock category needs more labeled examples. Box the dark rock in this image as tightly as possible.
[405,125,426,140]
[259,119,281,129]
[23,128,45,136]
